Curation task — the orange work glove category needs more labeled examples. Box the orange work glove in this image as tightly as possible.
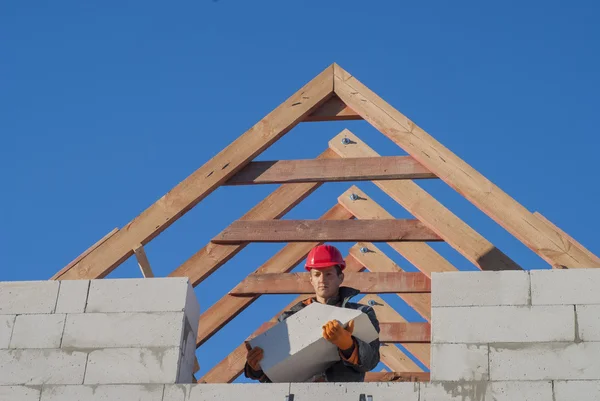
[322,319,355,351]
[246,345,264,371]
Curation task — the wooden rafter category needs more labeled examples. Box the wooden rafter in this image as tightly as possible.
[133,244,154,278]
[365,372,430,382]
[195,204,353,347]
[330,130,523,271]
[332,63,599,269]
[229,272,431,295]
[303,95,362,122]
[223,156,435,185]
[212,219,442,244]
[56,65,335,280]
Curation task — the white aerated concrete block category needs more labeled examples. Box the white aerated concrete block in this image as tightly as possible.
[84,347,181,384]
[431,344,488,381]
[431,305,574,343]
[10,314,66,349]
[432,271,530,307]
[554,380,600,401]
[40,385,165,401]
[421,381,552,401]
[0,349,87,385]
[55,279,89,313]
[176,320,197,384]
[576,305,600,341]
[0,281,59,314]
[248,302,378,383]
[531,269,600,305]
[0,385,41,401]
[62,312,185,348]
[289,382,419,401]
[86,278,200,335]
[490,342,600,380]
[0,315,15,348]
[164,383,290,401]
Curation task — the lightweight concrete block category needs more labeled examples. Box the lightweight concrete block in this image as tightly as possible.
[62,312,185,348]
[164,383,290,401]
[289,382,419,401]
[55,279,89,313]
[431,344,488,381]
[10,314,66,349]
[248,302,379,383]
[0,315,15,348]
[40,384,164,401]
[0,281,59,314]
[531,269,600,305]
[84,347,181,384]
[0,385,41,401]
[554,380,600,401]
[176,319,197,384]
[432,271,530,307]
[490,342,600,380]
[0,349,87,385]
[576,305,600,341]
[86,278,200,335]
[431,305,574,343]
[421,381,552,401]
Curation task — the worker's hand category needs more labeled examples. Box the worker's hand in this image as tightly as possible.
[322,319,355,351]
[246,345,264,371]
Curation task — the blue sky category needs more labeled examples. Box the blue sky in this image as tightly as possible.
[1,0,599,382]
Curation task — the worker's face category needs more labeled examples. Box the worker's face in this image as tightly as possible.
[309,266,344,300]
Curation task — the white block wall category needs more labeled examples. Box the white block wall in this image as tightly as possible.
[0,277,200,394]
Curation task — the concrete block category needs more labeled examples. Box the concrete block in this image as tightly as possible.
[164,383,290,401]
[55,279,89,313]
[40,384,164,401]
[490,342,600,380]
[0,315,15,348]
[289,382,419,401]
[431,344,488,381]
[84,347,181,384]
[248,302,379,383]
[421,381,552,401]
[10,314,66,349]
[554,380,600,401]
[0,349,87,385]
[576,305,600,341]
[86,278,200,335]
[431,305,574,343]
[62,312,185,348]
[531,269,600,305]
[176,318,197,384]
[0,386,41,401]
[0,281,59,314]
[432,271,530,307]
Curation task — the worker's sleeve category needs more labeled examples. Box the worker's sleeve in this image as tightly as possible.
[338,305,381,372]
[243,362,272,383]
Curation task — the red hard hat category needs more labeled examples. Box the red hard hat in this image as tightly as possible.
[305,244,346,271]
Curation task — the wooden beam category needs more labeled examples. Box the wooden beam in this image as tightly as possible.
[365,372,430,382]
[330,130,523,271]
[195,204,353,347]
[303,95,362,122]
[534,211,600,267]
[224,156,435,185]
[349,246,431,321]
[56,65,335,280]
[51,228,119,280]
[229,272,431,295]
[212,219,443,244]
[169,149,336,286]
[133,244,154,278]
[333,63,599,269]
[250,321,430,343]
[339,186,458,275]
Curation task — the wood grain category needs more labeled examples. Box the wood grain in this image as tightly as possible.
[229,272,431,295]
[365,372,430,382]
[133,244,154,278]
[212,219,443,244]
[303,95,362,121]
[224,156,435,185]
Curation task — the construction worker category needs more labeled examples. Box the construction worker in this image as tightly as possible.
[244,244,381,382]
